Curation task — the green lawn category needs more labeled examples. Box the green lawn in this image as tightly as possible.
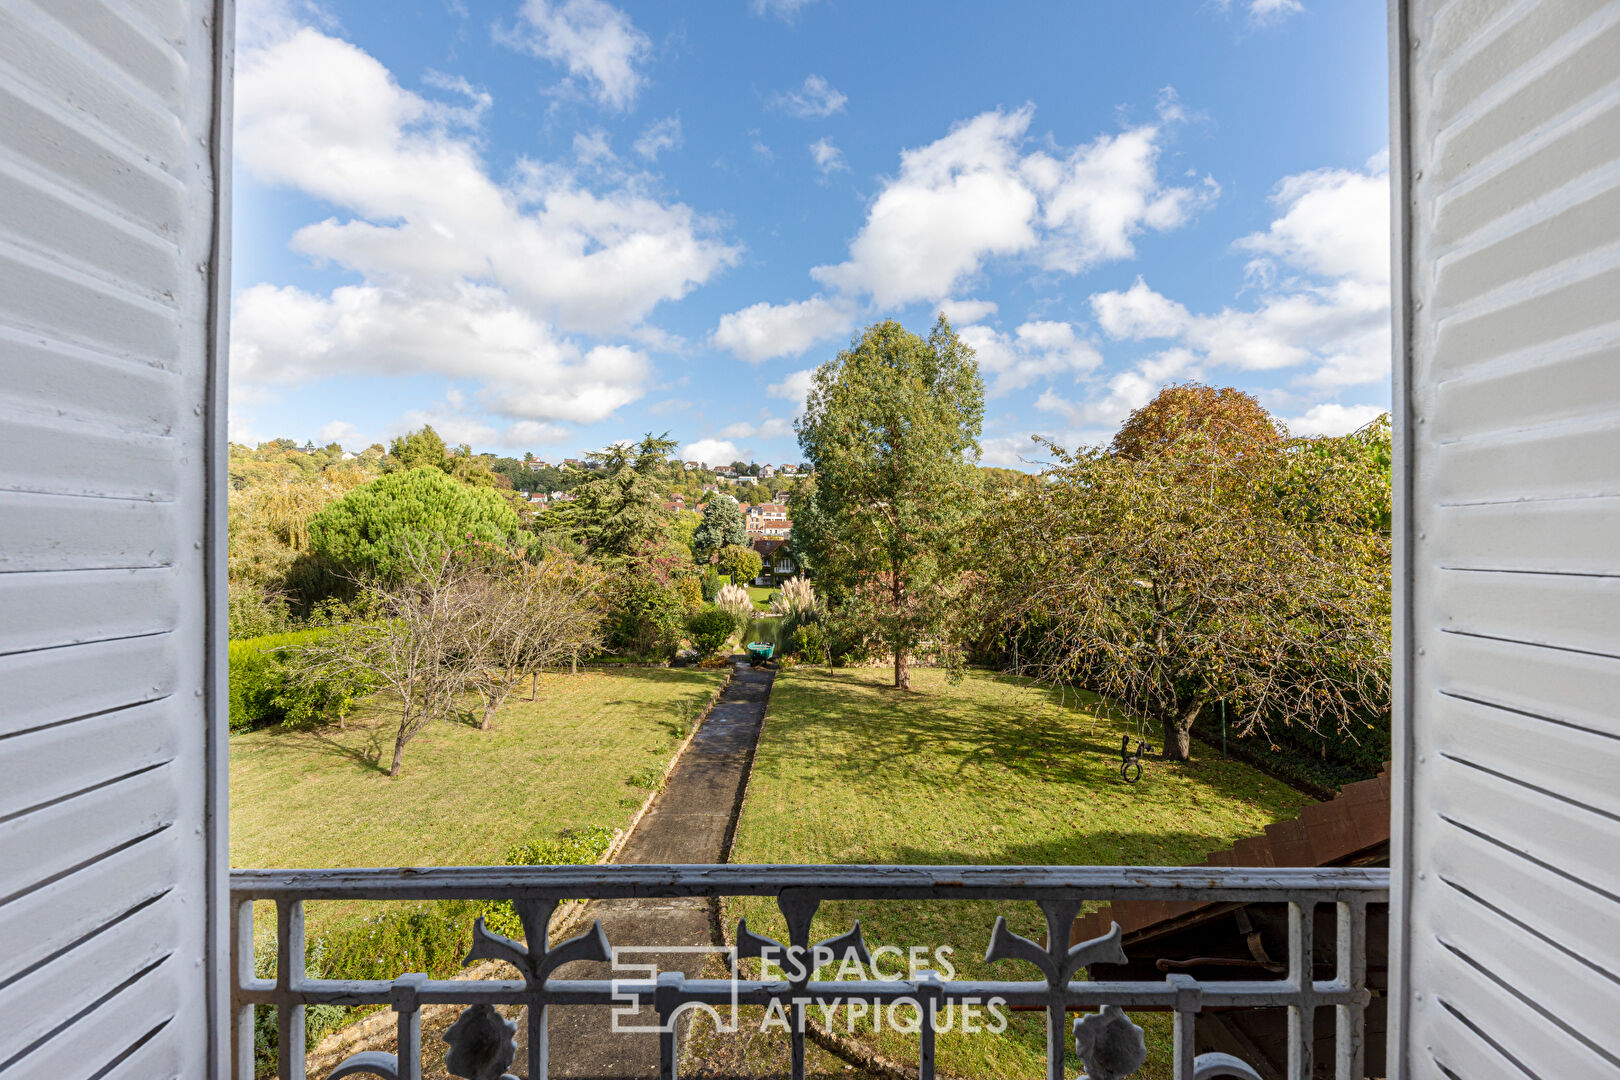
[723,666,1311,1079]
[746,585,775,610]
[231,667,724,930]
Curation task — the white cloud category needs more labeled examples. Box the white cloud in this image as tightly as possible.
[1209,0,1305,25]
[804,101,1211,309]
[1091,276,1191,339]
[750,0,818,21]
[231,18,740,431]
[501,420,569,445]
[711,296,853,363]
[501,0,651,111]
[1087,158,1390,391]
[937,299,998,325]
[573,128,614,164]
[236,26,737,333]
[812,108,1040,307]
[1236,164,1389,286]
[317,420,363,447]
[682,438,744,464]
[959,320,1102,396]
[1248,0,1305,25]
[720,417,795,440]
[770,74,847,119]
[979,435,1039,468]
[1036,369,1161,441]
[809,137,847,179]
[634,115,683,161]
[232,281,649,424]
[1024,101,1220,273]
[1286,402,1384,437]
[767,368,817,413]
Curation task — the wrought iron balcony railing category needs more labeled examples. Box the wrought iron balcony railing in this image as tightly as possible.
[231,864,1388,1080]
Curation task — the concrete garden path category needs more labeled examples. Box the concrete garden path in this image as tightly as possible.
[532,658,775,1078]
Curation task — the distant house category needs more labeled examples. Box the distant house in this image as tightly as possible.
[751,537,799,585]
[525,459,547,472]
[700,483,718,494]
[562,458,584,469]
[779,463,798,476]
[759,464,776,480]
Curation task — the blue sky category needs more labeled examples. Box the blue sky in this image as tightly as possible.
[230,0,1391,468]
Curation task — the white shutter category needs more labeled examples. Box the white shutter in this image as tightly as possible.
[0,0,231,1075]
[1391,0,1620,1076]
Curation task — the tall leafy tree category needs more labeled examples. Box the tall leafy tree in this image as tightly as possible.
[548,434,679,562]
[691,494,747,563]
[387,425,450,471]
[796,317,984,689]
[307,467,522,580]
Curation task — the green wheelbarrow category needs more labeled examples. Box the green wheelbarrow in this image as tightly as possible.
[745,641,775,666]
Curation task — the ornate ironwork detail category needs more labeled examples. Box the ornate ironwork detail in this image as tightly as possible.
[1072,1004,1148,1080]
[465,898,612,986]
[1190,1052,1264,1079]
[985,909,1126,987]
[736,915,871,981]
[443,1004,519,1080]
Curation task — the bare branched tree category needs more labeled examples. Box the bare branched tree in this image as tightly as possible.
[300,541,489,776]
[467,555,605,729]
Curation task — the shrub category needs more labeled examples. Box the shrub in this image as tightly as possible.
[228,581,293,639]
[791,623,828,664]
[699,565,724,602]
[716,544,763,586]
[228,629,372,732]
[603,571,687,660]
[769,576,815,620]
[686,605,737,657]
[674,573,703,612]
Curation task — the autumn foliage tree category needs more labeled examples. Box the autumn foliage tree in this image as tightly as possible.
[796,317,984,690]
[982,392,1390,761]
[1109,382,1283,459]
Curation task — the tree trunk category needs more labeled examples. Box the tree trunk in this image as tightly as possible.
[891,565,909,690]
[389,723,409,777]
[1160,701,1201,761]
[531,670,539,700]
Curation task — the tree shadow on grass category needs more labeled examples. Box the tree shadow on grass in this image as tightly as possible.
[766,669,1290,811]
[254,719,390,775]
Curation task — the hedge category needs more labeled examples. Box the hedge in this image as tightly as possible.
[228,629,370,733]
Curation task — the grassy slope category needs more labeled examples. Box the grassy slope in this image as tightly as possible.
[725,666,1311,1079]
[232,667,723,929]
